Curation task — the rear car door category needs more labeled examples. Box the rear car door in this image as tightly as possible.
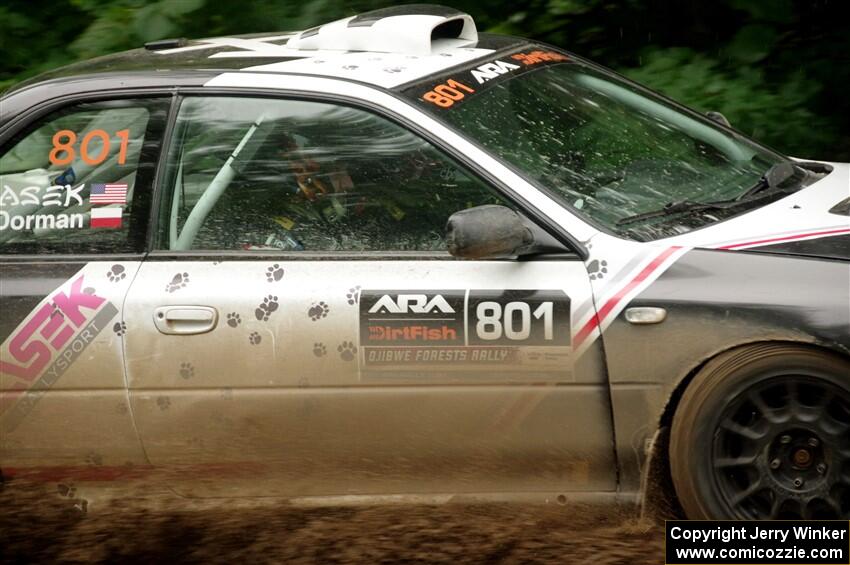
[0,97,169,475]
[123,94,614,497]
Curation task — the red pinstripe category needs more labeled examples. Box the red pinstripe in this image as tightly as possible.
[717,227,850,250]
[574,246,682,348]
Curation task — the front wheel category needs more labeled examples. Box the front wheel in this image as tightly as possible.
[670,344,850,519]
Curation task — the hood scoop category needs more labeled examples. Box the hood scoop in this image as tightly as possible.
[286,5,477,56]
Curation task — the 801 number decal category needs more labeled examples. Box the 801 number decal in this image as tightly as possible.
[476,301,554,341]
[468,290,570,346]
[422,79,475,108]
[49,129,130,167]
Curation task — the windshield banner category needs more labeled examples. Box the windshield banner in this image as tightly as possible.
[402,45,572,111]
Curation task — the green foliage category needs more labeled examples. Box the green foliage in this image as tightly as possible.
[624,48,837,157]
[725,25,778,64]
[1,0,848,160]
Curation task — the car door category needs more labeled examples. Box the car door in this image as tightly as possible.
[0,96,169,475]
[123,94,614,497]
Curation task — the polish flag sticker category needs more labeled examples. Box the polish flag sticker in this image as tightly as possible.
[90,207,123,229]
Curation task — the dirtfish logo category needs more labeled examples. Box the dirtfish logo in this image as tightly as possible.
[368,294,455,315]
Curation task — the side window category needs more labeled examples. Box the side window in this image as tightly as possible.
[158,96,514,252]
[0,98,170,254]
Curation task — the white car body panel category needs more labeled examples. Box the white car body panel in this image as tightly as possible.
[122,259,615,497]
[664,161,850,249]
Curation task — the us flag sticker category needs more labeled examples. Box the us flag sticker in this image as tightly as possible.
[90,207,122,228]
[89,183,128,204]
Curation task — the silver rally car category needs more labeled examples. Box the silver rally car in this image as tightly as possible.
[0,5,848,519]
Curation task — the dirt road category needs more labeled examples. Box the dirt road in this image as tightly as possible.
[1,481,664,563]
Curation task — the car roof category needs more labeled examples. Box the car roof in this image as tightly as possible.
[4,5,525,99]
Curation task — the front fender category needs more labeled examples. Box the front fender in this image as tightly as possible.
[601,248,849,493]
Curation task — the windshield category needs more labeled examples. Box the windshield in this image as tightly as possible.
[403,46,787,240]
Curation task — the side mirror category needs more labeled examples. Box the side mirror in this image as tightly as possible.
[705,111,731,128]
[446,205,567,259]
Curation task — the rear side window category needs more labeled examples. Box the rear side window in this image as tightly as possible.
[0,98,170,255]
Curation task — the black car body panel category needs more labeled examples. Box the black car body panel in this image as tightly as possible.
[604,248,849,489]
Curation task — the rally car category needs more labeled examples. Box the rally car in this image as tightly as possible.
[1,5,848,520]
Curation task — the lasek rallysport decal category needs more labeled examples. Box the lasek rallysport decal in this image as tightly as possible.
[0,268,122,431]
[359,289,571,370]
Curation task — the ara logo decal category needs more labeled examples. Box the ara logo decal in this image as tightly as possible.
[470,60,520,84]
[359,289,573,376]
[0,274,119,428]
[368,294,456,315]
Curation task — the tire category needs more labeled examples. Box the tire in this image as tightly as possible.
[670,343,850,519]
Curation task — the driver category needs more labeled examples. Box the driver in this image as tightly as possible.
[278,131,354,202]
[243,126,440,252]
[241,129,359,251]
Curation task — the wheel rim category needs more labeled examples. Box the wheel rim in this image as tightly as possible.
[711,375,850,519]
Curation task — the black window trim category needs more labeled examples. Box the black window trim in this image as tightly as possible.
[0,83,589,261]
[147,87,588,261]
[0,87,180,147]
[0,89,177,259]
[0,252,148,264]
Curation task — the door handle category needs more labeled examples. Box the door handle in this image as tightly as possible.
[153,306,218,335]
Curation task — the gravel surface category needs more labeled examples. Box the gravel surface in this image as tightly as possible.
[0,481,664,564]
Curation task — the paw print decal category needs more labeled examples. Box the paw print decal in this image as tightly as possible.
[179,362,194,380]
[226,312,241,328]
[165,272,189,293]
[107,264,126,282]
[313,342,327,357]
[249,331,262,345]
[308,301,329,321]
[255,295,279,321]
[587,259,608,280]
[337,341,357,362]
[113,321,127,336]
[346,286,361,306]
[266,264,284,282]
[157,396,171,410]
